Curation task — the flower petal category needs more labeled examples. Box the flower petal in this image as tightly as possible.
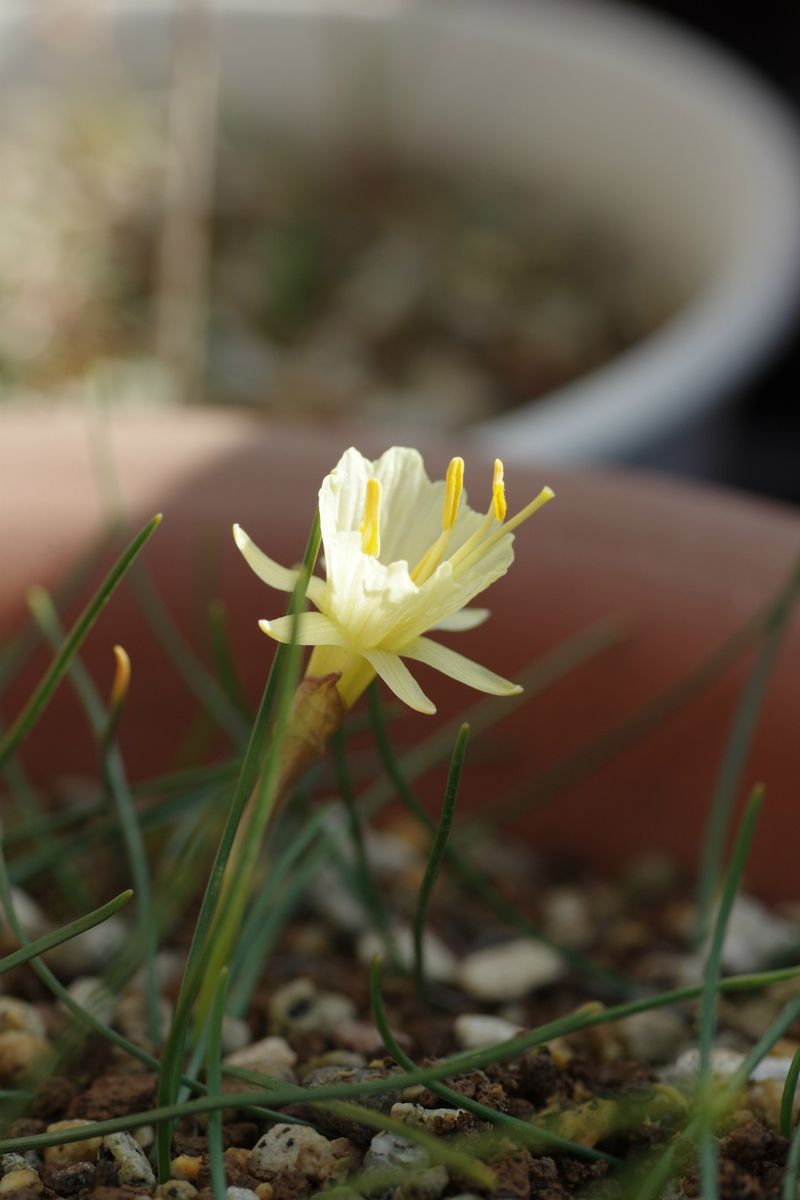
[234,524,326,608]
[259,613,347,646]
[403,636,522,697]
[432,608,490,632]
[383,535,513,648]
[362,649,436,715]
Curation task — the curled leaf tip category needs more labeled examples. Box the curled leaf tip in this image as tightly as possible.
[110,645,132,710]
[26,584,49,610]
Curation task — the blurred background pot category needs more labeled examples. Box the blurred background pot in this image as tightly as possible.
[1,407,799,899]
[0,0,798,462]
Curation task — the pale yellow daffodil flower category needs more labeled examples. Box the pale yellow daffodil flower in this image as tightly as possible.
[234,446,553,715]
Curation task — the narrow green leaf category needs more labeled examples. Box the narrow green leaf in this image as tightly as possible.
[0,891,133,976]
[414,723,469,995]
[208,599,251,718]
[0,513,162,767]
[129,563,249,745]
[696,557,800,944]
[27,588,160,1045]
[780,1046,800,1138]
[206,970,229,1200]
[0,528,113,699]
[696,786,764,1200]
[784,1120,800,1200]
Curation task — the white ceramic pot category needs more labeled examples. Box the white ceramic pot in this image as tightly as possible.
[1,0,798,462]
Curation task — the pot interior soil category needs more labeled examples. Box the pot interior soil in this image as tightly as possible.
[0,91,678,428]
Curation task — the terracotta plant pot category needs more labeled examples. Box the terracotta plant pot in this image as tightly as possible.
[1,407,799,898]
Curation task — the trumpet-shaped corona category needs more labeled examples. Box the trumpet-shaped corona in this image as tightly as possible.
[234,447,553,715]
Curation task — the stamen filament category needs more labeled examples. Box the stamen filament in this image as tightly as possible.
[501,485,555,536]
[412,529,449,584]
[359,478,382,557]
[457,486,555,574]
[447,510,495,574]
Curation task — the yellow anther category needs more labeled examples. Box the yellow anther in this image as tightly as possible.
[359,478,382,557]
[110,645,131,711]
[442,457,464,531]
[492,459,507,522]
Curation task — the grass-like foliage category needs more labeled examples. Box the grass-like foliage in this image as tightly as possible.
[0,492,798,1200]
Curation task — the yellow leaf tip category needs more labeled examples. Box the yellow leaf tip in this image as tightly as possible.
[109,644,132,710]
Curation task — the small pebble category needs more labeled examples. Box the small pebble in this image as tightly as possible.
[304,1065,399,1113]
[134,1126,155,1150]
[0,1168,42,1195]
[334,1020,387,1058]
[44,1161,95,1196]
[115,991,173,1044]
[749,1056,795,1084]
[222,1015,252,1055]
[616,1010,687,1064]
[313,992,357,1034]
[357,928,456,984]
[170,1156,202,1182]
[453,1014,523,1050]
[623,854,681,899]
[46,916,128,975]
[155,1182,198,1200]
[43,1121,103,1166]
[249,1124,352,1183]
[0,999,45,1038]
[541,888,594,950]
[297,1051,366,1078]
[0,1157,27,1178]
[64,978,116,1025]
[309,867,370,933]
[457,939,564,1001]
[363,1131,429,1172]
[0,1031,51,1084]
[226,1190,259,1200]
[269,978,355,1035]
[224,1036,297,1081]
[100,1132,155,1189]
[661,1047,745,1089]
[394,1164,448,1200]
[719,895,798,973]
[132,950,185,993]
[1,890,48,943]
[390,1103,468,1134]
